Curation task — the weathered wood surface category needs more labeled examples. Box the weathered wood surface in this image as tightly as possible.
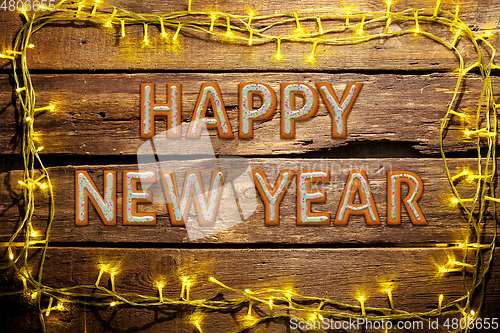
[1,247,499,332]
[1,158,496,244]
[0,72,494,156]
[0,0,499,72]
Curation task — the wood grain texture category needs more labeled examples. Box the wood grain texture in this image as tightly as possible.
[1,158,496,244]
[0,72,494,156]
[1,247,498,332]
[0,0,499,72]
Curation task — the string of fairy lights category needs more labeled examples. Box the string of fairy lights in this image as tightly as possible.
[0,0,498,332]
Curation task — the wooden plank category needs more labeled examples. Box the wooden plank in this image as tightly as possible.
[0,0,499,71]
[1,247,499,332]
[0,72,493,156]
[1,158,496,244]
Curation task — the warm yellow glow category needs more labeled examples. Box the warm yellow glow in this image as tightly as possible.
[158,282,163,302]
[0,53,15,60]
[121,20,126,37]
[31,231,37,237]
[209,277,215,282]
[209,12,217,32]
[46,297,54,316]
[16,87,26,92]
[439,294,443,301]
[56,302,64,311]
[274,39,282,61]
[8,247,14,260]
[357,295,366,316]
[247,8,256,18]
[31,292,37,299]
[453,261,474,268]
[413,11,420,33]
[245,289,251,293]
[34,105,55,112]
[173,24,182,40]
[470,310,475,316]
[225,16,233,37]
[95,268,105,287]
[483,31,494,38]
[464,128,488,137]
[110,301,116,307]
[143,24,149,44]
[449,110,467,118]
[451,168,470,181]
[306,41,318,64]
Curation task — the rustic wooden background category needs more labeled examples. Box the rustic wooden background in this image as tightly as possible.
[1,0,499,332]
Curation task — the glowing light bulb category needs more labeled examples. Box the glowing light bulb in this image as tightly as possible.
[247,8,256,18]
[173,24,182,41]
[357,295,366,316]
[158,282,163,302]
[121,20,126,37]
[209,13,217,32]
[470,310,475,316]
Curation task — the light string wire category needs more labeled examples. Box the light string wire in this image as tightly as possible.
[0,1,497,332]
